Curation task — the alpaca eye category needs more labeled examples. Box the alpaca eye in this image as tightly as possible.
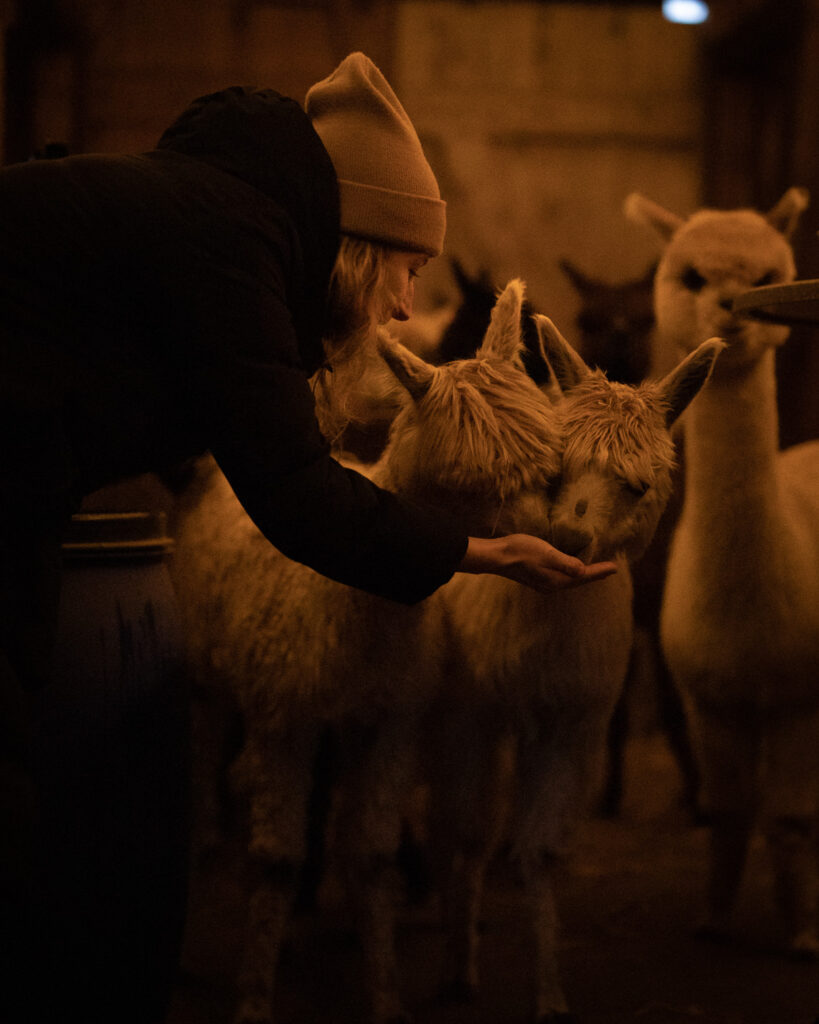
[620,477,649,498]
[681,266,706,292]
[753,271,777,287]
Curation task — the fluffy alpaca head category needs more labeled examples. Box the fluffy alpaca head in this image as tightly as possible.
[624,188,808,374]
[378,279,563,536]
[535,315,723,563]
[559,258,656,385]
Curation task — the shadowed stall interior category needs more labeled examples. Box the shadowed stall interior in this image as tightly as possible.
[2,3,818,1023]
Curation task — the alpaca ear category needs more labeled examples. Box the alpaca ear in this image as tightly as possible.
[623,192,684,242]
[449,256,494,299]
[377,330,437,401]
[532,314,591,392]
[766,187,809,238]
[658,337,725,426]
[640,260,659,286]
[558,258,596,294]
[476,278,526,364]
[449,256,471,297]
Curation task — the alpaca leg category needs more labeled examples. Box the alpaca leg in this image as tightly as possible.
[702,813,755,936]
[335,715,418,1024]
[654,651,701,819]
[440,737,512,1002]
[295,725,338,912]
[513,723,608,1023]
[396,813,433,907]
[598,668,629,818]
[527,853,573,1024]
[235,859,301,1024]
[437,849,489,1002]
[354,854,408,1024]
[690,707,760,938]
[189,682,243,859]
[426,708,512,1003]
[231,722,320,1024]
[766,815,819,957]
[763,710,819,956]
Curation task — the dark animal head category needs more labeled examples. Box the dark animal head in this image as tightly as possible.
[435,257,551,385]
[558,258,657,385]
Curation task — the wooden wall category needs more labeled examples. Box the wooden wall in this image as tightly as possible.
[1,1,701,323]
[392,2,702,325]
[2,0,816,445]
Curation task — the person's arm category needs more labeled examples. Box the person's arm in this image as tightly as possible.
[459,534,617,592]
[185,280,615,603]
[186,289,469,605]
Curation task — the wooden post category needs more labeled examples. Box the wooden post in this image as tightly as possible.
[0,0,17,165]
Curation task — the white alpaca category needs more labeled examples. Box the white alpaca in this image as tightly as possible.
[626,187,819,956]
[169,280,566,1024]
[427,316,721,1022]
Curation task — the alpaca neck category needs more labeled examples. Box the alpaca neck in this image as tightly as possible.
[681,347,781,535]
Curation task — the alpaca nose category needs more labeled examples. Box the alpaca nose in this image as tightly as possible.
[550,522,592,557]
[718,296,733,312]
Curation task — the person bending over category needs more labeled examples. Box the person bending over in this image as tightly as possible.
[0,51,614,695]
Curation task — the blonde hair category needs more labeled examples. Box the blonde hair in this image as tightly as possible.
[312,236,402,445]
[322,236,389,363]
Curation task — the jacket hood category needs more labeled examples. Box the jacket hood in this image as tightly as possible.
[156,86,340,369]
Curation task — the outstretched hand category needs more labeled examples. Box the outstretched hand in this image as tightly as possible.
[459,533,618,593]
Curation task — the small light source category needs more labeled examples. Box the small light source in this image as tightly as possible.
[662,0,709,24]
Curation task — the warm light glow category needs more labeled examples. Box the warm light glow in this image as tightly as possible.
[662,0,709,24]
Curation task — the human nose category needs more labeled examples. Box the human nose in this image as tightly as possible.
[392,281,415,321]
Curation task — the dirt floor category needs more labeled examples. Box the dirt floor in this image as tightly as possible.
[165,732,819,1024]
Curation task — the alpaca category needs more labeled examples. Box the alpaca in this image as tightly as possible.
[434,257,552,385]
[434,257,699,818]
[169,280,565,1024]
[557,257,656,385]
[626,186,819,957]
[427,316,722,1022]
[558,255,702,818]
[434,259,501,364]
[314,341,407,464]
[324,302,460,464]
[440,256,656,385]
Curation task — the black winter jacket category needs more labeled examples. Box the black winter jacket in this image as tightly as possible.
[0,87,467,683]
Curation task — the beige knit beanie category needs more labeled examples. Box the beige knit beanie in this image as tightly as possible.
[305,52,446,258]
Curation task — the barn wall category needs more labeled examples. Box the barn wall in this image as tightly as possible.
[4,0,815,441]
[3,0,702,330]
[392,1,702,322]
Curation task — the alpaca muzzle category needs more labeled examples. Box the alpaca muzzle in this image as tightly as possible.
[549,521,593,559]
